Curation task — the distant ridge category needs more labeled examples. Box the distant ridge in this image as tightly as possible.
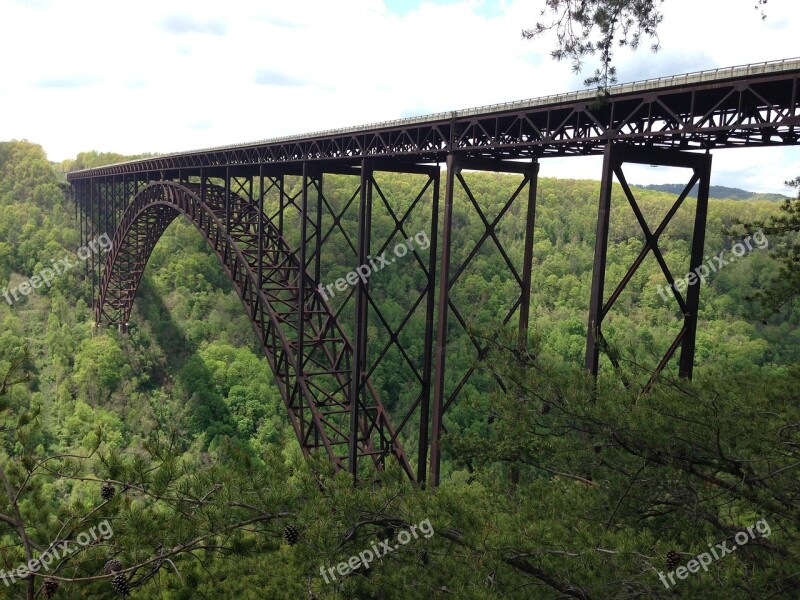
[637,183,789,201]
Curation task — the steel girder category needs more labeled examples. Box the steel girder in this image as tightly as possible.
[96,180,414,478]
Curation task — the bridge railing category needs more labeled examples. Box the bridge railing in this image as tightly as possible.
[457,57,800,116]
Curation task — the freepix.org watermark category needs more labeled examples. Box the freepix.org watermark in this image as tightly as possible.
[2,234,113,306]
[658,518,771,589]
[319,518,434,584]
[317,231,430,302]
[656,230,768,302]
[0,520,114,586]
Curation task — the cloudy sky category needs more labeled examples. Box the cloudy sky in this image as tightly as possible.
[1,0,798,193]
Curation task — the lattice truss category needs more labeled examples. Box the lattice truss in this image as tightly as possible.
[95,179,414,478]
[263,163,441,483]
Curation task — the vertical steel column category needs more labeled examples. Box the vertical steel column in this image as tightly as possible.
[77,182,83,252]
[297,163,310,444]
[258,165,265,290]
[585,144,615,377]
[314,174,323,284]
[104,178,110,240]
[90,179,96,287]
[102,180,109,317]
[85,181,90,278]
[678,153,712,379]
[278,175,285,239]
[224,168,231,262]
[349,160,373,479]
[116,177,122,232]
[518,159,540,353]
[430,154,458,486]
[96,179,102,295]
[417,168,441,485]
[112,177,118,235]
[120,176,125,233]
[197,174,204,222]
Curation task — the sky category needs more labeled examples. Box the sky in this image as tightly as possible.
[0,0,798,193]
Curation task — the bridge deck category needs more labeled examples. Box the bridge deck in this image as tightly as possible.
[68,57,800,180]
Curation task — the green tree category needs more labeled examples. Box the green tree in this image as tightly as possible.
[733,178,800,317]
[523,0,769,88]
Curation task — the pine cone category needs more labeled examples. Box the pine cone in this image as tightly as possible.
[104,559,123,575]
[111,573,129,596]
[43,578,58,598]
[101,483,115,502]
[284,524,300,546]
[665,549,681,571]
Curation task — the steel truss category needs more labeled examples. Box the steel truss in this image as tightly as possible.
[97,180,414,478]
[68,59,800,483]
[585,144,712,393]
[74,144,716,484]
[68,65,798,180]
[254,162,441,484]
[74,143,716,483]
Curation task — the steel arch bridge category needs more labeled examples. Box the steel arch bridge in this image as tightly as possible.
[68,58,800,485]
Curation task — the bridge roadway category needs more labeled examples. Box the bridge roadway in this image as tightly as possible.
[67,58,800,485]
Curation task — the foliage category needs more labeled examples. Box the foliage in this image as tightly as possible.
[522,0,664,87]
[523,0,771,88]
[732,178,800,318]
[0,140,796,598]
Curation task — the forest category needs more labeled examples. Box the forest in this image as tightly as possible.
[0,139,797,599]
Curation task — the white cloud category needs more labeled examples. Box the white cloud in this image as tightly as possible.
[0,0,797,192]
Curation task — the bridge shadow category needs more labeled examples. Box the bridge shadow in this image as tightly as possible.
[135,273,196,376]
[132,272,238,446]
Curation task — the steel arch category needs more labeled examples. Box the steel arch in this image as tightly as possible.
[97,180,414,478]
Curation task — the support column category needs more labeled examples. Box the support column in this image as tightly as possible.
[297,163,310,445]
[278,174,285,239]
[314,174,323,285]
[78,182,84,253]
[585,144,615,377]
[430,154,458,486]
[679,153,712,379]
[105,178,111,242]
[417,168,440,486]
[112,177,118,235]
[84,181,90,278]
[224,168,231,263]
[349,160,373,480]
[517,159,540,354]
[258,165,265,291]
[90,180,96,300]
